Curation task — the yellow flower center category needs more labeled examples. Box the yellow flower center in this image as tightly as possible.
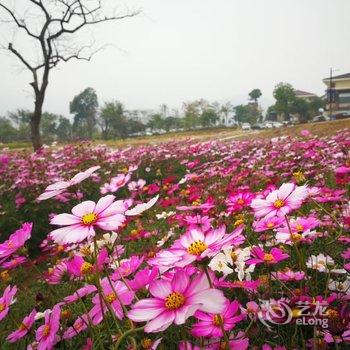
[266,222,275,228]
[291,233,302,242]
[80,262,93,275]
[326,309,339,319]
[19,323,28,331]
[81,212,97,225]
[165,292,185,310]
[141,338,153,349]
[273,199,285,209]
[187,240,208,255]
[231,252,238,262]
[213,314,223,326]
[263,253,275,263]
[0,303,5,312]
[43,325,50,337]
[295,224,304,232]
[234,219,244,227]
[106,293,117,303]
[237,198,245,205]
[61,309,72,319]
[292,308,302,318]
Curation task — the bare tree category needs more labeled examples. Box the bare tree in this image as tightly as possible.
[0,0,139,150]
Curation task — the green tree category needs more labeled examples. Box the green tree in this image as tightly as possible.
[147,114,164,132]
[0,117,17,143]
[234,104,257,124]
[56,117,72,141]
[40,112,58,142]
[8,109,31,141]
[70,88,98,139]
[200,108,218,127]
[273,83,296,120]
[308,97,326,117]
[249,89,262,103]
[99,101,126,139]
[291,98,310,123]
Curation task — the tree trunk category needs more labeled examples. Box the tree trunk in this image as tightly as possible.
[31,96,44,151]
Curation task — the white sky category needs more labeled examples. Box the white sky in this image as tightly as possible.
[1,0,350,117]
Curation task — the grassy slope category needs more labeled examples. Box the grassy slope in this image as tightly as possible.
[1,119,349,150]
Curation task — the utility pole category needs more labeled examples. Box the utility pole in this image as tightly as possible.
[329,68,333,119]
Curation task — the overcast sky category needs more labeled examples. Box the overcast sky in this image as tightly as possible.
[0,0,350,117]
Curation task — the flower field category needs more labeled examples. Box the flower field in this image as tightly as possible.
[0,129,349,349]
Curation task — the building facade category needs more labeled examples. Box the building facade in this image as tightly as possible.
[323,73,350,117]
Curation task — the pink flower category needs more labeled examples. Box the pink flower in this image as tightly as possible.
[7,309,37,343]
[1,256,27,269]
[100,173,131,194]
[246,246,289,265]
[38,166,100,201]
[128,270,226,333]
[44,261,67,285]
[0,222,32,262]
[112,255,144,280]
[191,300,245,338]
[35,305,61,350]
[165,225,245,268]
[0,285,17,321]
[271,269,305,281]
[253,217,285,232]
[128,267,159,291]
[179,342,201,350]
[63,314,89,340]
[206,331,249,349]
[49,195,130,244]
[226,191,254,212]
[90,278,134,324]
[251,183,308,218]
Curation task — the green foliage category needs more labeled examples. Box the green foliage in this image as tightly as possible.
[273,82,296,119]
[249,88,262,103]
[70,87,98,139]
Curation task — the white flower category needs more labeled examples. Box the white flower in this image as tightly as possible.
[125,195,159,216]
[156,211,176,219]
[328,278,350,292]
[306,254,334,272]
[209,253,233,275]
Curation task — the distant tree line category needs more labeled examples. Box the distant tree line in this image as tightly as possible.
[0,85,326,144]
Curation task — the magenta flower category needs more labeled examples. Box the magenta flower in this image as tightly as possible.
[251,183,308,218]
[128,270,226,333]
[90,278,134,324]
[1,256,27,269]
[49,195,130,244]
[7,309,37,343]
[37,166,100,201]
[0,285,17,321]
[246,246,289,265]
[35,305,61,350]
[0,222,32,262]
[63,314,89,340]
[226,191,254,212]
[128,267,159,291]
[253,217,285,232]
[112,255,144,280]
[191,300,245,338]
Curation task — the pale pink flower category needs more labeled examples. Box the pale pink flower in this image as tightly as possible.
[100,173,131,194]
[251,183,308,218]
[38,166,100,201]
[49,195,130,244]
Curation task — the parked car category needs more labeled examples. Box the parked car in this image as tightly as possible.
[241,123,251,130]
[272,122,283,128]
[312,115,327,122]
[251,123,263,130]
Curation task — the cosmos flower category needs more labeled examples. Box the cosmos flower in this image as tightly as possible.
[128,270,226,333]
[251,183,308,218]
[306,254,335,272]
[90,278,134,324]
[7,309,37,343]
[37,166,100,201]
[191,300,245,338]
[0,222,32,262]
[49,195,131,244]
[246,246,289,266]
[100,173,131,194]
[0,285,17,321]
[35,305,61,350]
